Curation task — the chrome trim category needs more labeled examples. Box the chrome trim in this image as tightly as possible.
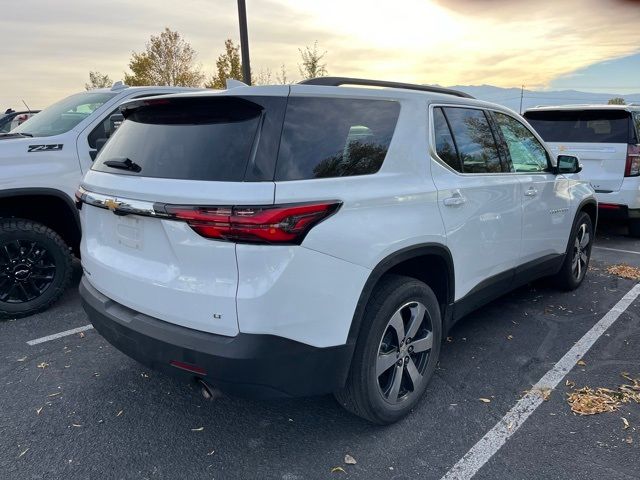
[77,186,168,218]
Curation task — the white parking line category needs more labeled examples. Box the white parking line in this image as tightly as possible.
[441,283,640,480]
[594,246,640,256]
[26,324,94,346]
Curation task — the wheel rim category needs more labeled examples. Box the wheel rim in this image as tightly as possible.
[376,301,433,404]
[572,222,590,281]
[0,239,56,303]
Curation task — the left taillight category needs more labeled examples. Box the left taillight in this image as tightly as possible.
[161,201,342,245]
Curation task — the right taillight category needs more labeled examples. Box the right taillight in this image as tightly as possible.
[161,201,342,245]
[624,144,640,177]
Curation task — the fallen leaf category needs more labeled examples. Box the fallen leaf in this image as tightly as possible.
[566,379,576,388]
[17,448,29,458]
[78,332,85,338]
[344,454,357,465]
[47,392,62,397]
[331,467,346,473]
[576,360,586,367]
[446,336,454,343]
[625,436,633,444]
[36,407,43,415]
[606,264,640,281]
[207,449,215,456]
[116,410,123,417]
[479,398,491,403]
[37,362,49,369]
[17,356,27,362]
[507,335,513,340]
[191,427,204,432]
[72,423,82,427]
[622,417,630,430]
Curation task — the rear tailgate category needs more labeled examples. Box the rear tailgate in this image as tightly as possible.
[79,92,286,336]
[525,109,632,192]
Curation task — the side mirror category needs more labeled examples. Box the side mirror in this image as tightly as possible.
[556,155,581,174]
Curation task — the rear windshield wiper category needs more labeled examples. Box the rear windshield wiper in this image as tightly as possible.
[103,157,142,173]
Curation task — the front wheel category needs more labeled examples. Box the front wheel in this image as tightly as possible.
[0,219,73,319]
[553,211,593,291]
[335,275,442,424]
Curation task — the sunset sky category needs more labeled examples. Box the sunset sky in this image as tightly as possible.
[1,0,639,108]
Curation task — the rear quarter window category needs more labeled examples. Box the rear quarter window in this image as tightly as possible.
[275,97,400,181]
[524,110,632,143]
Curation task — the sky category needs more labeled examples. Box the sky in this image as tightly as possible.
[1,0,639,108]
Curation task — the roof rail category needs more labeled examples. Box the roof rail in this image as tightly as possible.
[299,77,474,99]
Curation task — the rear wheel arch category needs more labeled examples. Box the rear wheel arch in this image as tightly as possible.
[0,188,80,255]
[347,244,454,347]
[579,199,597,230]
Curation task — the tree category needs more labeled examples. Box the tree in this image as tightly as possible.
[206,39,243,89]
[252,68,273,86]
[298,41,327,80]
[85,71,112,90]
[276,64,292,84]
[124,28,204,87]
[608,97,626,105]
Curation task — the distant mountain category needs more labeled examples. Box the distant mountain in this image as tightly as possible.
[445,85,640,113]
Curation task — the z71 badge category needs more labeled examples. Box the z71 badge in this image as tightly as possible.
[28,144,63,152]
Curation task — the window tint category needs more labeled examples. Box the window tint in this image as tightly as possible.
[493,112,549,172]
[433,107,461,172]
[92,96,264,181]
[275,97,400,180]
[443,107,502,173]
[634,113,640,142]
[524,110,631,143]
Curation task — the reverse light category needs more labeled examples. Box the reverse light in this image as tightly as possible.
[624,144,640,177]
[162,201,341,245]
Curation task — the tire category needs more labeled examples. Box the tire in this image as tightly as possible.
[0,218,73,319]
[628,219,640,238]
[335,274,442,424]
[553,211,593,291]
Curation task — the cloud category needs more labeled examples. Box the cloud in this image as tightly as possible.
[1,0,639,108]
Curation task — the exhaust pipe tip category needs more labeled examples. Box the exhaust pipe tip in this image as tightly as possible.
[197,378,223,401]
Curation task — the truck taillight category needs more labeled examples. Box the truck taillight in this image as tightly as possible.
[624,144,640,177]
[163,202,341,245]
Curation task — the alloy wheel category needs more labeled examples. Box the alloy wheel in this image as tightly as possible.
[376,301,433,404]
[0,239,57,303]
[572,222,590,281]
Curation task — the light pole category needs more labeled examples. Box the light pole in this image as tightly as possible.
[237,0,251,85]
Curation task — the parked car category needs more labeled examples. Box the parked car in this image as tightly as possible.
[77,77,596,424]
[524,105,640,235]
[0,82,203,319]
[0,109,40,133]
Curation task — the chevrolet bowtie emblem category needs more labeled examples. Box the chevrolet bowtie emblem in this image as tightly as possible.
[104,199,122,211]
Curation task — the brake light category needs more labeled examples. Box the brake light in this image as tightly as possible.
[163,202,341,244]
[624,144,640,177]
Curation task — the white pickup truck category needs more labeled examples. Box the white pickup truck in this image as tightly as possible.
[0,82,201,318]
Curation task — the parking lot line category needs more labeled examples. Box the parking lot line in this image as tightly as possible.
[594,245,640,255]
[440,282,640,480]
[26,324,94,346]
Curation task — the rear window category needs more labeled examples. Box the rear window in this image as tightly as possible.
[524,110,631,143]
[275,97,400,181]
[92,97,265,181]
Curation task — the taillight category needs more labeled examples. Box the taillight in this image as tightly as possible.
[624,144,640,177]
[162,201,341,245]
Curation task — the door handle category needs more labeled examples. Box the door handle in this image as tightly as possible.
[524,187,538,197]
[443,194,466,207]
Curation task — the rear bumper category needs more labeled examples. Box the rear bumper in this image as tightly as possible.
[80,276,353,398]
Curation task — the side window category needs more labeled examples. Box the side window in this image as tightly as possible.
[88,107,119,150]
[493,112,549,172]
[432,107,462,172]
[275,97,400,181]
[442,107,502,173]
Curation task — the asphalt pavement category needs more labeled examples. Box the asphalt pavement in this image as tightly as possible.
[1,221,639,480]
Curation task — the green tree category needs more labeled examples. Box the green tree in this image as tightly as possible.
[298,41,327,80]
[85,71,113,90]
[124,28,204,87]
[206,39,243,89]
[608,97,626,105]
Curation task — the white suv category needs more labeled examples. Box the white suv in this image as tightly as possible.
[78,78,596,424]
[524,105,640,235]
